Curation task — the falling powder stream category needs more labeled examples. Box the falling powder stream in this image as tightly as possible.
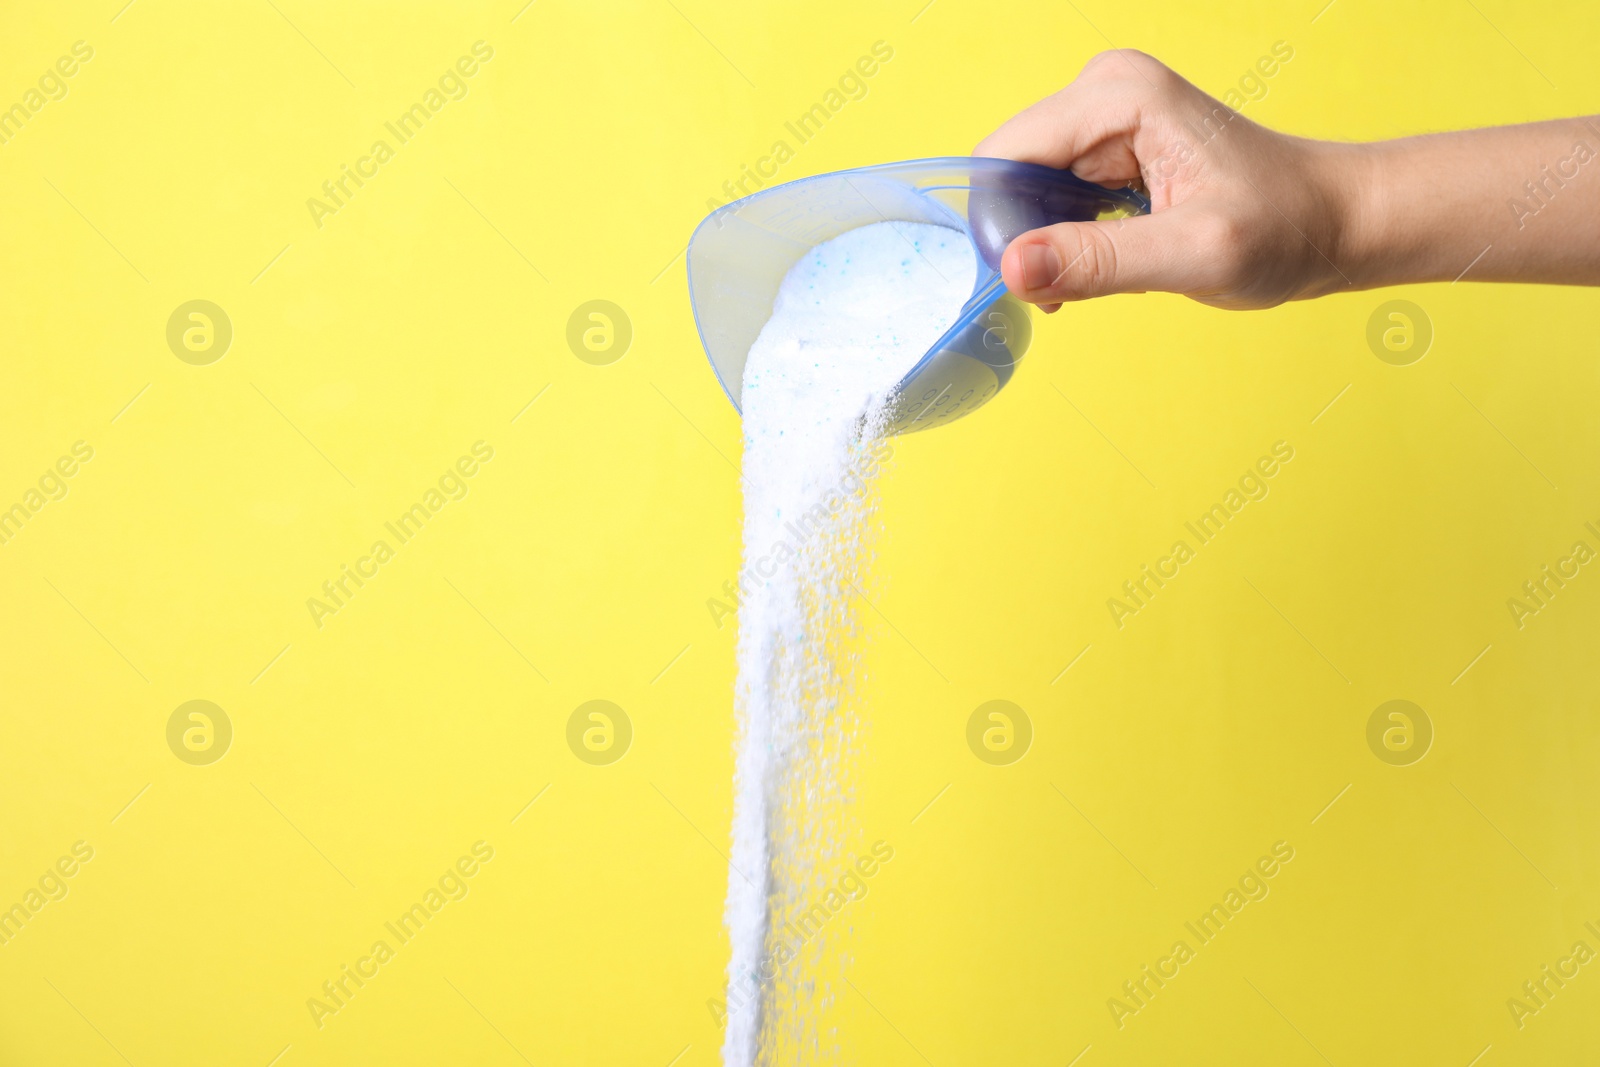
[722,221,977,1066]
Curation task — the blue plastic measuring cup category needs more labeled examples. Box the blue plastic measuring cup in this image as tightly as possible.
[686,156,1150,433]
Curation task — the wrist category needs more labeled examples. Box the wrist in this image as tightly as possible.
[1315,140,1391,294]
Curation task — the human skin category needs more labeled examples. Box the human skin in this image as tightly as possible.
[976,50,1600,312]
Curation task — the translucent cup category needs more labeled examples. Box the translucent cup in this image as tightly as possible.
[686,156,1149,433]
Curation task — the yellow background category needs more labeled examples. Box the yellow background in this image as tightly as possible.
[2,0,1598,1063]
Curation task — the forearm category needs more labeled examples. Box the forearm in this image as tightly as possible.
[1334,118,1600,291]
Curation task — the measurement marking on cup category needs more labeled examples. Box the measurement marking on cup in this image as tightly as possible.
[908,382,952,425]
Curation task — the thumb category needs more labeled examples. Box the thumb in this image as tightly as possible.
[1000,209,1205,304]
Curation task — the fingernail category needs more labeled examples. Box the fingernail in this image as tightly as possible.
[1041,302,1062,314]
[1019,243,1062,292]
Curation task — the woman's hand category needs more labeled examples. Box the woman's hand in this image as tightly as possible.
[976,49,1364,311]
[977,50,1600,311]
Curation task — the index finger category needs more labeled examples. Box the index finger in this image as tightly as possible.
[974,50,1171,172]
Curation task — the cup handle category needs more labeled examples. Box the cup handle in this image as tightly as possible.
[967,157,1151,272]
